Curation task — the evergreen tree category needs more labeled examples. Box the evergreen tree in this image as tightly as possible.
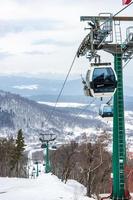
[15,129,26,177]
[0,132,27,177]
[16,129,25,157]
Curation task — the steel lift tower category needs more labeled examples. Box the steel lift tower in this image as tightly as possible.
[77,14,133,200]
[39,132,56,173]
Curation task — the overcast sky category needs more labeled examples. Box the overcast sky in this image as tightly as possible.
[0,0,132,83]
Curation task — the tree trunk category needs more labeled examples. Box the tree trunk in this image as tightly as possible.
[87,172,92,197]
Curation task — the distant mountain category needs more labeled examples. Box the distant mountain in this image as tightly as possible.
[0,74,132,144]
[0,75,132,103]
[0,90,106,141]
[0,89,132,150]
[0,76,83,97]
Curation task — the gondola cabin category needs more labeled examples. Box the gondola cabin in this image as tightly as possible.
[85,63,117,98]
[99,104,113,118]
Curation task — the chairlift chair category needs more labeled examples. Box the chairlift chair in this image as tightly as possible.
[41,143,47,149]
[51,145,57,150]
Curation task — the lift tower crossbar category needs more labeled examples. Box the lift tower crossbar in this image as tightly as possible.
[80,16,133,21]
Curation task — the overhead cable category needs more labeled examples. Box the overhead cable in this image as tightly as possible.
[45,53,77,123]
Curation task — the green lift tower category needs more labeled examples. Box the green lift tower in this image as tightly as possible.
[39,132,56,173]
[77,14,133,199]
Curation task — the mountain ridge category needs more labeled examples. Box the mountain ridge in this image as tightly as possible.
[0,75,132,99]
[0,90,105,142]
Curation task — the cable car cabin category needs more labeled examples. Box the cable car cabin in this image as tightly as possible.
[85,65,117,98]
[99,104,113,118]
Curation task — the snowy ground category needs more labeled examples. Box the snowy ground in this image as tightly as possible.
[0,173,91,200]
[38,101,88,107]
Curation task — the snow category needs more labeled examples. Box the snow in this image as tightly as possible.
[38,101,87,107]
[0,174,91,200]
[13,84,38,90]
[78,114,89,119]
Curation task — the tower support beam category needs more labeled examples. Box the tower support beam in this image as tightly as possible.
[112,54,127,199]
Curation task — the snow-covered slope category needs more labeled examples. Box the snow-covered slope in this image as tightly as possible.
[0,174,91,200]
[0,90,132,150]
[0,90,105,141]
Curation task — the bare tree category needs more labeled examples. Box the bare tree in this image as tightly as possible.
[51,141,78,183]
[51,131,112,197]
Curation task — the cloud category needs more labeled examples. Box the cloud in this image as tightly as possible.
[0,51,12,59]
[14,0,44,4]
[23,51,54,55]
[24,51,45,55]
[32,38,74,47]
[0,19,63,36]
[14,0,99,6]
[13,84,38,90]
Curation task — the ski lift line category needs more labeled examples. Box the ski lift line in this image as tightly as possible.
[70,98,96,130]
[123,54,133,69]
[106,96,113,105]
[45,53,77,124]
[101,2,132,32]
[77,98,96,116]
[99,1,133,28]
[113,1,133,18]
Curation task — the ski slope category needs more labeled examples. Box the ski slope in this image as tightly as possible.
[0,173,91,200]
